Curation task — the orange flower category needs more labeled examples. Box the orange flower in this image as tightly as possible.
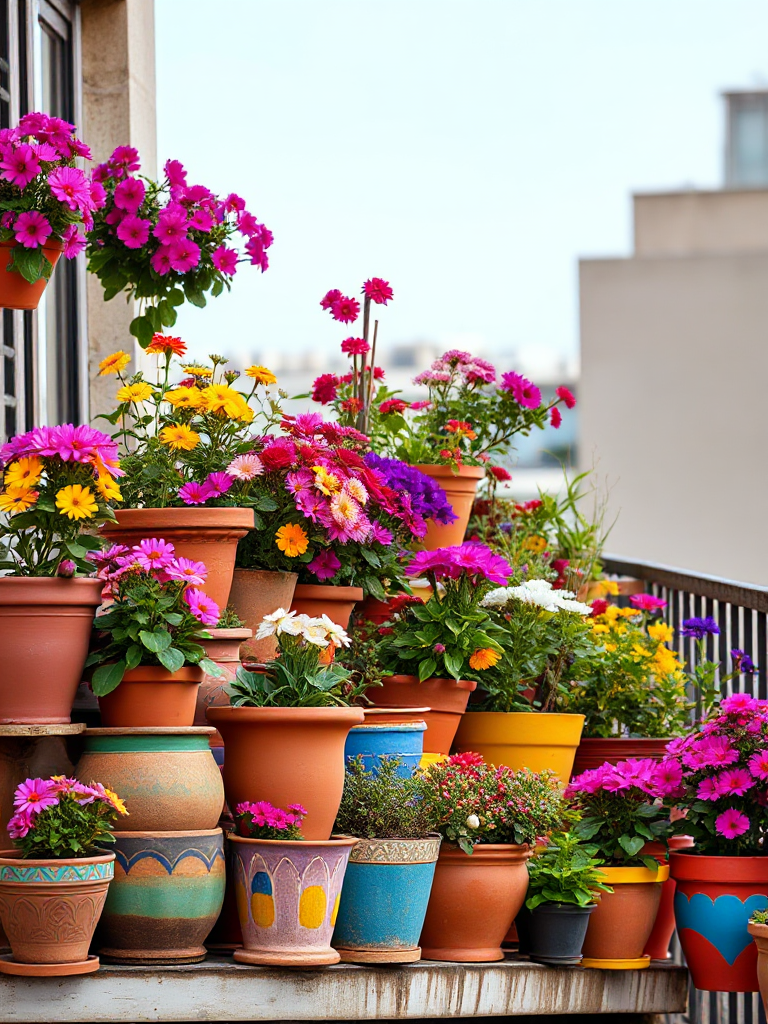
[468,648,501,670]
[444,419,477,440]
[146,334,187,357]
[275,523,309,557]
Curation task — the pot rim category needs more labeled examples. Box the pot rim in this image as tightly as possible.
[206,705,365,723]
[228,834,358,849]
[412,463,485,480]
[748,921,768,935]
[233,568,298,581]
[293,583,364,599]
[596,864,669,883]
[462,710,586,723]
[117,665,204,683]
[530,901,598,913]
[362,706,431,715]
[110,828,222,839]
[349,722,427,733]
[0,576,104,606]
[103,506,254,527]
[0,237,64,252]
[0,850,115,866]
[83,726,215,736]
[670,850,768,882]
[201,627,253,640]
[382,674,478,693]
[440,841,531,858]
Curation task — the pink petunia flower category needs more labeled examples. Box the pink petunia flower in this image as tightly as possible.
[133,537,176,571]
[307,549,341,581]
[211,245,238,276]
[116,214,151,249]
[61,224,86,259]
[179,481,213,505]
[721,692,758,714]
[164,159,187,188]
[698,734,740,768]
[221,192,245,213]
[48,166,91,210]
[168,237,201,273]
[630,593,667,612]
[153,206,188,244]
[715,807,750,839]
[113,175,146,213]
[7,812,31,839]
[653,759,684,796]
[165,557,208,587]
[184,587,220,626]
[151,247,173,275]
[110,145,141,171]
[0,143,40,187]
[188,209,214,232]
[15,211,52,248]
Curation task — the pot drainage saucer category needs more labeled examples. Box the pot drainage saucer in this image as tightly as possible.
[581,954,651,970]
[0,953,99,976]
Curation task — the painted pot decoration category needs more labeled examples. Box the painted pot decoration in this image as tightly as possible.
[333,836,441,963]
[344,722,426,778]
[97,829,225,964]
[229,570,298,663]
[290,583,363,630]
[75,728,224,833]
[420,843,532,962]
[101,506,254,610]
[230,834,357,966]
[0,238,64,311]
[0,850,114,976]
[368,675,477,755]
[671,852,768,992]
[0,577,104,724]
[526,902,597,966]
[571,737,670,778]
[453,711,585,787]
[412,464,484,550]
[747,921,768,1014]
[643,835,694,960]
[581,864,668,969]
[97,665,203,729]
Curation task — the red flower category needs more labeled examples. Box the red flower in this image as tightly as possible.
[377,625,395,635]
[550,406,562,429]
[362,277,393,305]
[311,373,339,404]
[379,399,409,415]
[372,366,385,380]
[448,751,485,767]
[146,333,187,357]
[320,288,342,310]
[260,440,296,471]
[340,398,363,413]
[330,296,360,324]
[590,598,609,616]
[556,385,576,409]
[340,337,369,356]
[489,466,512,482]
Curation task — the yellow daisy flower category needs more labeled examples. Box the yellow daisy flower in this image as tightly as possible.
[245,365,278,386]
[4,456,43,491]
[159,425,200,451]
[648,622,674,644]
[181,365,212,378]
[99,350,131,376]
[0,485,38,514]
[96,474,123,503]
[55,484,98,521]
[116,381,153,404]
[312,465,342,495]
[164,386,203,409]
[469,648,501,670]
[275,523,309,557]
[104,788,128,816]
[199,384,251,420]
[522,535,547,554]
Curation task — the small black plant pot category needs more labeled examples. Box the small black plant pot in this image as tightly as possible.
[527,903,596,965]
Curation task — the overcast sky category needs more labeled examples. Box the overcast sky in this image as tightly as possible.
[155,0,768,371]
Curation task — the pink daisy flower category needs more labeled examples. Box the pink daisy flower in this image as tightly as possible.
[165,557,208,587]
[715,807,750,840]
[133,537,176,571]
[696,777,721,801]
[116,214,151,249]
[630,593,667,612]
[185,587,220,626]
[14,210,51,248]
[226,453,263,480]
[500,371,541,410]
[748,749,768,781]
[61,224,86,259]
[0,143,40,187]
[362,277,393,304]
[698,735,740,768]
[330,296,360,323]
[178,481,212,505]
[653,758,684,796]
[13,778,59,816]
[204,471,234,498]
[721,692,758,714]
[48,165,91,210]
[716,767,754,797]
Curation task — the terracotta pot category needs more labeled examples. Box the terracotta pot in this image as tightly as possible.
[367,675,477,755]
[412,464,484,550]
[571,736,671,777]
[671,852,768,992]
[97,665,203,728]
[643,835,695,960]
[290,583,363,629]
[231,835,356,966]
[362,706,431,726]
[229,570,297,662]
[0,577,104,724]
[195,628,252,750]
[748,921,768,1014]
[0,850,114,974]
[206,706,365,840]
[419,843,532,961]
[581,864,668,968]
[0,239,63,311]
[101,507,254,610]
[97,829,225,964]
[453,711,585,787]
[75,727,224,832]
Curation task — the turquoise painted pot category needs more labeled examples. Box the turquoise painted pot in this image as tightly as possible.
[344,723,426,778]
[332,836,441,962]
[230,834,357,966]
[96,828,225,964]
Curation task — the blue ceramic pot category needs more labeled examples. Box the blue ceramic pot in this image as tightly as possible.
[344,723,426,777]
[332,836,441,962]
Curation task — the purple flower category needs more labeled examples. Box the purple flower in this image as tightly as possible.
[731,649,758,674]
[364,453,457,526]
[681,616,720,639]
[307,550,341,582]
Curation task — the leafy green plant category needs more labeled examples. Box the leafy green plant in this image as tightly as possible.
[217,605,245,628]
[750,909,768,925]
[334,757,435,839]
[525,832,613,910]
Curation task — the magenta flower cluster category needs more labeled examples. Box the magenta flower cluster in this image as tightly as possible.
[8,776,122,840]
[567,756,680,801]
[0,423,120,475]
[407,542,512,586]
[178,471,234,506]
[234,800,308,840]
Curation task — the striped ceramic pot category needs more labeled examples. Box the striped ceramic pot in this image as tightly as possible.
[0,851,114,974]
[96,829,225,964]
[332,836,441,963]
[230,834,356,966]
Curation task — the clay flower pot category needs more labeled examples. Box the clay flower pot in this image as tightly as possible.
[206,706,364,840]
[571,737,671,778]
[527,902,597,965]
[195,627,252,755]
[0,850,114,976]
[367,675,477,755]
[229,570,297,662]
[412,464,484,550]
[97,829,225,964]
[581,863,668,969]
[231,834,356,966]
[345,722,427,778]
[671,852,768,992]
[290,583,363,629]
[333,836,441,963]
[101,507,254,610]
[453,711,585,787]
[419,843,532,962]
[97,665,203,728]
[75,727,224,832]
[748,920,768,1014]
[0,577,104,724]
[0,239,64,311]
[643,835,695,960]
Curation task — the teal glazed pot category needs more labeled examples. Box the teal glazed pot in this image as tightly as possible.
[230,834,357,966]
[332,836,441,963]
[97,829,225,964]
[344,722,427,778]
[75,728,224,832]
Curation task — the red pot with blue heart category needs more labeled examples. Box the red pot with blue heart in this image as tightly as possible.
[671,852,768,992]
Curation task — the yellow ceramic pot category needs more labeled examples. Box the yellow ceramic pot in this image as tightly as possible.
[452,712,585,785]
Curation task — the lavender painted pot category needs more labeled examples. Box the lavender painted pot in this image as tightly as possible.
[229,834,357,966]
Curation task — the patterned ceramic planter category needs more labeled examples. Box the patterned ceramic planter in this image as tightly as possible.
[333,836,441,963]
[97,829,225,964]
[230,834,356,966]
[344,722,427,778]
[0,850,114,976]
[76,728,224,832]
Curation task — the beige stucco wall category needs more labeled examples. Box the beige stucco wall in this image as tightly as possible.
[80,0,157,420]
[579,246,768,585]
[634,189,768,256]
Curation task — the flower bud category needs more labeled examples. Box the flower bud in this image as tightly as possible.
[466,814,480,829]
[57,559,76,578]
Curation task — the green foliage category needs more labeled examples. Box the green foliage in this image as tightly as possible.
[572,790,671,871]
[13,784,126,859]
[335,618,384,696]
[750,909,768,925]
[217,605,245,628]
[525,832,613,910]
[334,757,436,840]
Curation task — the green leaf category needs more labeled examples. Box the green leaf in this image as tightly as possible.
[418,657,437,682]
[157,647,185,673]
[163,612,184,626]
[130,314,155,348]
[199,657,224,678]
[641,855,661,873]
[125,644,143,671]
[364,575,387,602]
[8,245,51,284]
[139,629,172,653]
[168,287,185,306]
[443,652,463,679]
[91,660,127,696]
[617,835,645,858]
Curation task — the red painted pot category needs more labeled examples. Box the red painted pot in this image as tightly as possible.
[571,737,670,778]
[642,836,694,960]
[670,852,768,992]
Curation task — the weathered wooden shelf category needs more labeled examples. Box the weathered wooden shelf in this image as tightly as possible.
[0,955,688,1022]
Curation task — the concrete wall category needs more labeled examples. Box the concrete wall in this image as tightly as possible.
[80,0,156,420]
[579,189,768,585]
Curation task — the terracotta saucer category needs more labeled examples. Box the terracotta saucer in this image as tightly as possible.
[0,953,99,976]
